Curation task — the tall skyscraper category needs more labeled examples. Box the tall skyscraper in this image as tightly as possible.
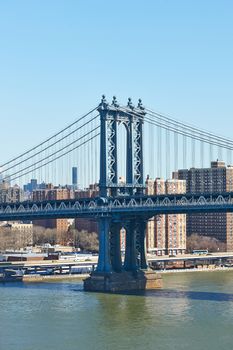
[24,179,38,193]
[72,167,78,189]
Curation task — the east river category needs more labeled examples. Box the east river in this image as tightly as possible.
[1,271,233,350]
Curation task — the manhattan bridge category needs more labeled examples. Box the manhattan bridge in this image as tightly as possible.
[1,96,233,290]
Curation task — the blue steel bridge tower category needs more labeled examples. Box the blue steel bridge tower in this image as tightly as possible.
[84,96,161,291]
[98,94,145,197]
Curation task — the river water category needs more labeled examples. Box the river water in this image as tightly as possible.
[1,271,233,350]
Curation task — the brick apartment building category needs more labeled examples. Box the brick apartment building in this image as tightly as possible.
[32,186,72,233]
[146,176,186,255]
[177,160,233,251]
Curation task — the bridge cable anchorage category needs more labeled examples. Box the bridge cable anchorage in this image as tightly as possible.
[6,131,100,183]
[0,114,99,176]
[0,106,99,169]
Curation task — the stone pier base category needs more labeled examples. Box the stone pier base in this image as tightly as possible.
[83,269,162,292]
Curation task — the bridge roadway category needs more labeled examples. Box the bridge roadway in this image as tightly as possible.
[1,191,233,221]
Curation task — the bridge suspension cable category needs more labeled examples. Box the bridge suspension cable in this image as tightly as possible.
[1,106,100,188]
[119,105,233,150]
[0,106,98,168]
[8,130,100,183]
[1,126,100,182]
[145,107,233,149]
[1,114,99,175]
[143,114,233,150]
[2,99,233,189]
[118,104,233,179]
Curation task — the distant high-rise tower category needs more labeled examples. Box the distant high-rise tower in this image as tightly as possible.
[72,167,78,189]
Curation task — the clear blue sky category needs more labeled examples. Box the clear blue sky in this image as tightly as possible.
[1,0,233,163]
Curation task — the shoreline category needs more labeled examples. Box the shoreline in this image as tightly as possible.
[159,266,233,274]
[23,273,89,283]
[20,266,233,283]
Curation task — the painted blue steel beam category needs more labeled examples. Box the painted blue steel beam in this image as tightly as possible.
[1,192,233,221]
[1,190,233,209]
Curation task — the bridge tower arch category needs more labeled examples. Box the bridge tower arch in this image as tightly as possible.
[98,95,145,197]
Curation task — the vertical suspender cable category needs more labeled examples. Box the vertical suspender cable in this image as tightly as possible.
[157,121,161,178]
[95,117,98,185]
[166,128,170,180]
[90,116,93,186]
[192,138,195,167]
[174,130,178,172]
[61,131,64,186]
[150,121,153,178]
[200,139,204,168]
[153,123,156,178]
[209,139,213,167]
[84,120,87,189]
[183,133,187,169]
[77,126,81,189]
[67,134,71,186]
[218,145,222,161]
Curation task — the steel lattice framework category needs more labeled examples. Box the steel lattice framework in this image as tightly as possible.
[98,95,145,197]
[1,192,233,222]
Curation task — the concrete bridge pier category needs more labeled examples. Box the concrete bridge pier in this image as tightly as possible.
[110,222,122,272]
[138,220,148,270]
[94,216,112,274]
[84,216,162,292]
[124,220,138,271]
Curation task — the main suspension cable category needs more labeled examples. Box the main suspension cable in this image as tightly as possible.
[1,114,99,175]
[9,132,100,183]
[0,106,98,168]
[2,126,100,182]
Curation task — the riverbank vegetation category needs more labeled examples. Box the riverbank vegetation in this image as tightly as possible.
[0,226,99,253]
[186,234,226,253]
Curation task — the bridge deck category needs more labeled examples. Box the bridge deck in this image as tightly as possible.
[1,191,233,221]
